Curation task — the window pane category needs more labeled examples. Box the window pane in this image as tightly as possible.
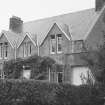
[0,43,3,58]
[57,34,62,52]
[4,42,8,58]
[72,41,83,53]
[27,42,32,56]
[4,42,8,45]
[58,72,63,83]
[23,43,27,57]
[30,45,31,54]
[51,35,55,39]
[50,35,56,53]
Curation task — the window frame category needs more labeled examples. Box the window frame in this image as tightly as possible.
[27,42,32,56]
[72,40,84,53]
[4,42,8,59]
[71,41,74,53]
[23,42,27,57]
[50,34,56,54]
[57,72,63,83]
[57,34,62,54]
[0,43,3,59]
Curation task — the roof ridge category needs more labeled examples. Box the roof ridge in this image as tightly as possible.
[24,8,95,24]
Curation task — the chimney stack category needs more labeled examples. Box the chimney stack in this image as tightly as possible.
[9,16,23,33]
[95,0,105,11]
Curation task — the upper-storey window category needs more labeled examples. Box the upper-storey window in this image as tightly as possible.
[71,41,74,53]
[72,40,84,53]
[27,42,32,56]
[0,43,3,59]
[23,42,27,57]
[57,34,62,53]
[50,35,56,54]
[4,42,8,59]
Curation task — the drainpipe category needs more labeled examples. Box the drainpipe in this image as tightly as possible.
[14,42,17,60]
[49,67,51,82]
[38,45,40,56]
[36,35,40,56]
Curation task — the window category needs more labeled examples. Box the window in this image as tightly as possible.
[72,40,84,53]
[48,67,51,82]
[71,41,74,53]
[30,45,32,55]
[50,35,56,54]
[57,34,62,53]
[4,42,8,59]
[23,42,27,57]
[0,43,3,59]
[57,72,63,83]
[27,42,32,56]
[0,63,4,79]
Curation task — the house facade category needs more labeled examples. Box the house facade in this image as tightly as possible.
[0,0,105,85]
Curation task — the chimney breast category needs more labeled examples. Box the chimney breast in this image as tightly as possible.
[9,16,23,33]
[96,0,105,11]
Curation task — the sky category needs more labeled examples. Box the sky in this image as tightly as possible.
[0,0,95,32]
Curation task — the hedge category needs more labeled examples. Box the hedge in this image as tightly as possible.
[0,79,104,105]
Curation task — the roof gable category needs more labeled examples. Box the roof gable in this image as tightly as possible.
[41,23,71,45]
[17,33,37,48]
[0,30,25,48]
[0,33,14,48]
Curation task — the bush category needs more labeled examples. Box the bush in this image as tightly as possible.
[0,79,104,105]
[55,84,105,105]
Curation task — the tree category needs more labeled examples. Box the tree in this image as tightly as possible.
[81,42,105,85]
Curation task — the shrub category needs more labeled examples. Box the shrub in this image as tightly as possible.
[55,84,105,105]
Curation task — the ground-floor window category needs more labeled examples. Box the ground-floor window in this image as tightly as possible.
[0,70,6,79]
[57,72,63,83]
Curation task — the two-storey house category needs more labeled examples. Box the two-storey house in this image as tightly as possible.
[0,0,105,85]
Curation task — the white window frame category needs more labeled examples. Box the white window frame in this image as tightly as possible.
[50,35,56,54]
[78,40,83,52]
[27,42,32,56]
[23,42,27,57]
[4,42,8,59]
[71,41,74,53]
[57,34,62,54]
[0,43,3,59]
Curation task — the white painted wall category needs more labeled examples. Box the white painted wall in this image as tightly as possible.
[71,67,94,86]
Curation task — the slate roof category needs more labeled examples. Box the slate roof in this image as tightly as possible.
[23,8,101,45]
[0,30,25,48]
[0,8,103,47]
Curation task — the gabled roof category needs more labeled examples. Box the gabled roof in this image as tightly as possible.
[40,22,71,46]
[23,8,100,45]
[0,30,25,48]
[17,32,37,48]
